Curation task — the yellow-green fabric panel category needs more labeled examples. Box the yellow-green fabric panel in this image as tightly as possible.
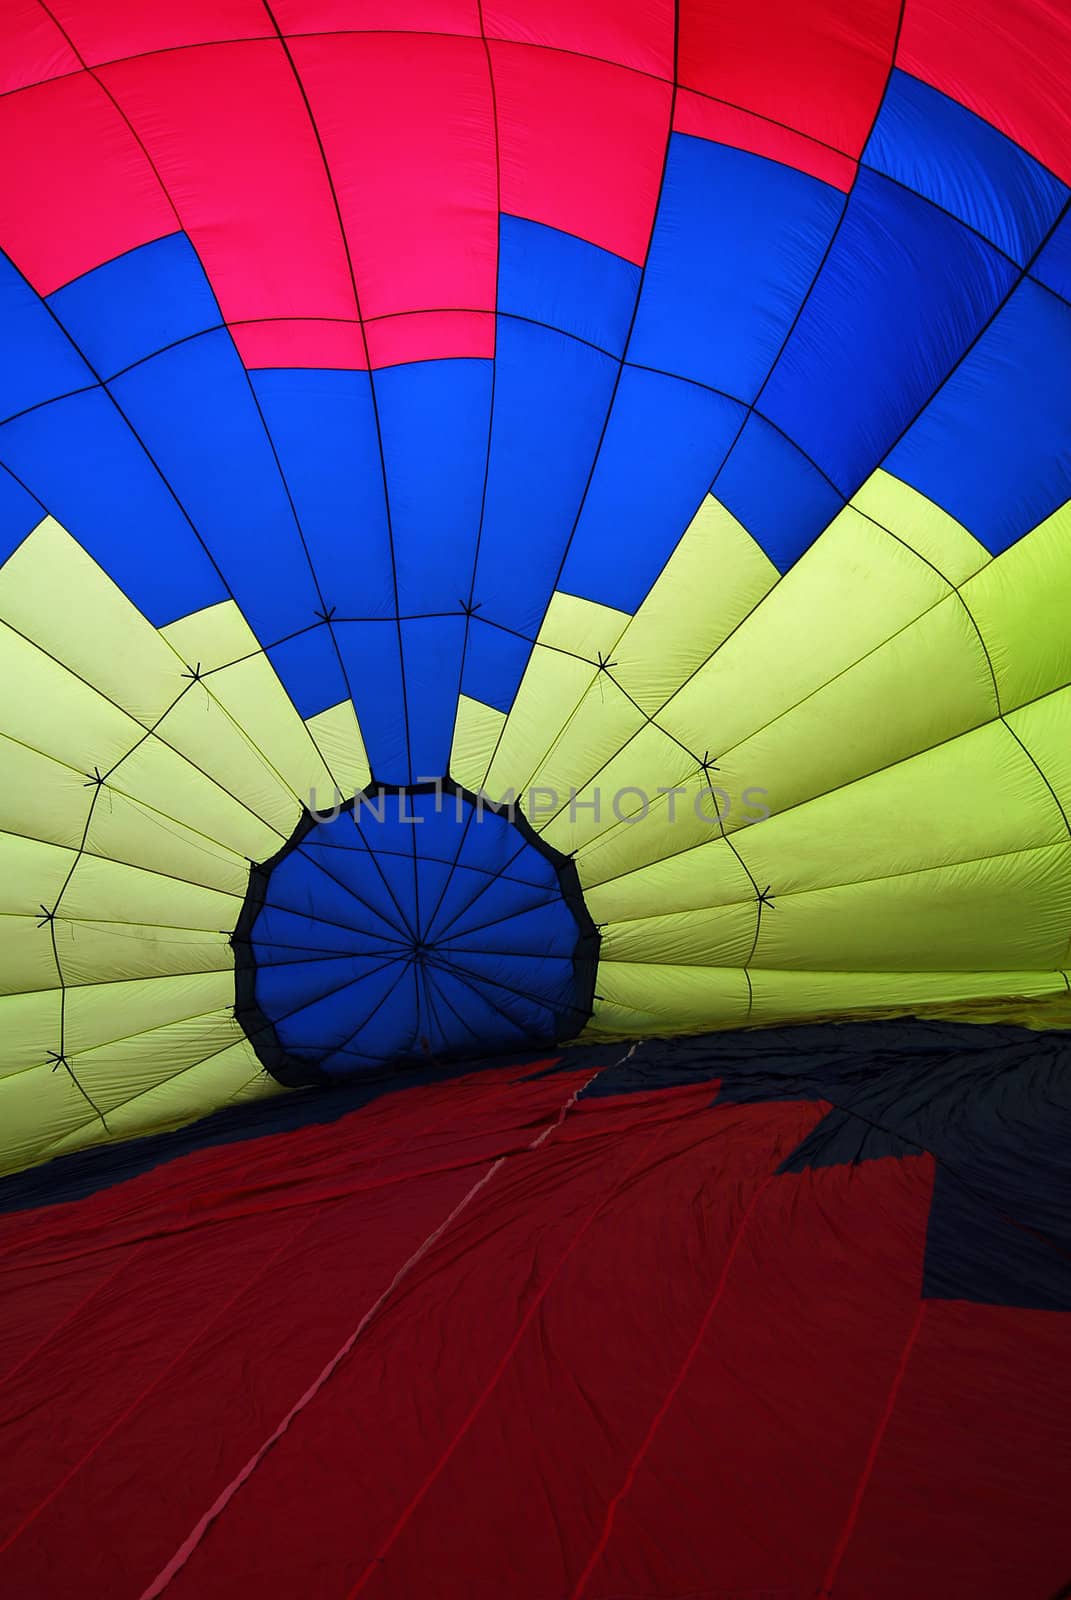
[961,498,1071,712]
[523,677,646,836]
[545,725,698,859]
[755,843,1071,973]
[746,967,1069,1026]
[739,719,1067,897]
[0,991,61,1076]
[583,829,754,925]
[600,901,757,967]
[0,518,193,726]
[48,923,232,989]
[659,505,954,759]
[851,470,990,585]
[304,699,372,797]
[0,917,62,997]
[1005,686,1071,826]
[608,495,778,713]
[581,962,751,1039]
[450,695,506,795]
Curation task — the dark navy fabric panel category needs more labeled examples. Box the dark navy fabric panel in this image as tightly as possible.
[264,625,350,722]
[47,233,221,379]
[109,329,322,641]
[0,388,226,624]
[460,614,532,713]
[717,412,844,571]
[562,364,742,613]
[474,316,618,636]
[375,357,492,616]
[630,134,843,402]
[498,214,640,356]
[1032,209,1071,303]
[0,464,41,564]
[0,253,92,423]
[761,168,1017,495]
[864,71,1068,265]
[251,368,395,620]
[886,279,1071,553]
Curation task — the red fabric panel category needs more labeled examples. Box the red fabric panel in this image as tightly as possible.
[348,1094,827,1600]
[898,0,1071,186]
[678,0,901,160]
[833,1301,1071,1599]
[483,0,675,80]
[289,32,498,323]
[230,317,367,370]
[0,0,80,95]
[365,310,495,367]
[44,0,273,65]
[98,41,356,327]
[271,0,481,34]
[491,41,673,265]
[0,72,175,293]
[674,88,857,192]
[578,1155,935,1599]
[0,1062,583,1599]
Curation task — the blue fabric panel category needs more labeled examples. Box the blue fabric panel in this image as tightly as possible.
[0,388,226,624]
[886,278,1071,553]
[399,614,465,780]
[562,365,743,613]
[460,615,532,713]
[717,412,844,571]
[474,317,618,636]
[375,357,491,616]
[333,620,409,781]
[47,233,220,379]
[0,254,92,423]
[0,464,41,565]
[498,214,640,355]
[251,368,395,620]
[864,71,1068,264]
[1032,209,1071,303]
[265,626,349,722]
[630,134,843,402]
[110,329,322,640]
[761,168,1017,495]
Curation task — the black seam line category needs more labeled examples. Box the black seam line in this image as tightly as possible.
[304,838,553,891]
[245,950,413,1038]
[554,548,982,850]
[444,0,503,790]
[578,674,1071,898]
[418,952,554,1042]
[0,614,310,846]
[705,0,907,513]
[461,0,683,800]
[547,171,1071,854]
[417,969,485,1049]
[227,942,407,967]
[259,1,416,787]
[295,957,422,1069]
[343,794,420,940]
[595,837,1071,930]
[37,770,110,1128]
[421,824,538,945]
[11,21,249,619]
[29,13,360,732]
[17,23,1069,201]
[412,962,448,1056]
[11,208,1071,439]
[294,829,417,943]
[424,837,563,946]
[424,948,589,1024]
[425,888,565,949]
[259,866,413,947]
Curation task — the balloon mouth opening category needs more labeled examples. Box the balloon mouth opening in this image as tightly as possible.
[233,778,600,1087]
